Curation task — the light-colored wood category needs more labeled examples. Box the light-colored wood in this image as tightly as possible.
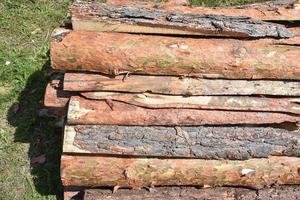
[61,155,300,188]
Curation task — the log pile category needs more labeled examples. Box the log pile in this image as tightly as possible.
[45,0,300,199]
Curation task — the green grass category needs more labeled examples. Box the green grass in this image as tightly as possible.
[0,0,269,199]
[0,0,71,199]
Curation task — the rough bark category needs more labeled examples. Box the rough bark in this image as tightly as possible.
[71,0,300,36]
[64,73,300,96]
[83,186,300,200]
[44,79,74,108]
[63,125,300,160]
[81,92,300,114]
[51,31,300,79]
[70,2,294,38]
[67,96,300,125]
[60,155,300,188]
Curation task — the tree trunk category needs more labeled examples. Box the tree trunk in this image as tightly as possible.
[67,96,300,125]
[51,31,300,79]
[63,125,300,160]
[83,186,300,200]
[60,155,300,188]
[70,1,300,35]
[64,73,300,96]
[70,2,294,38]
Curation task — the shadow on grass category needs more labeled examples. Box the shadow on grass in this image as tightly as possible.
[7,52,64,199]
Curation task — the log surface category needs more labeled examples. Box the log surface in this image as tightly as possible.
[61,155,300,188]
[81,92,300,114]
[70,2,293,38]
[83,186,300,200]
[64,125,300,160]
[64,73,300,96]
[52,31,300,79]
[67,96,300,125]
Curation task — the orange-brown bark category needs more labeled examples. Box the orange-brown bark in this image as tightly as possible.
[67,96,300,125]
[61,155,300,188]
[51,31,300,79]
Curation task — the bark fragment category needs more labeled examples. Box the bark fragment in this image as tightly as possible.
[61,155,300,188]
[51,31,300,79]
[64,73,300,96]
[64,125,300,160]
[67,96,300,125]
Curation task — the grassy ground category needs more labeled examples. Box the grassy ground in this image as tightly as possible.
[0,0,268,199]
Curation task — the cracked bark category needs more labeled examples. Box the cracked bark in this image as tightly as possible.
[83,186,300,200]
[51,31,300,79]
[63,125,300,160]
[60,155,300,188]
[67,96,300,125]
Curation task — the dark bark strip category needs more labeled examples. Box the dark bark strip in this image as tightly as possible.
[71,2,293,38]
[70,2,293,38]
[83,186,300,200]
[64,125,300,160]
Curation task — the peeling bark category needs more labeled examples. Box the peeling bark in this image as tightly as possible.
[51,31,300,79]
[81,92,300,114]
[83,186,300,200]
[67,96,300,125]
[70,2,293,38]
[63,125,300,160]
[61,155,300,188]
[64,73,300,96]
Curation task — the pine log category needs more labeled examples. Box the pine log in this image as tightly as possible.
[51,31,300,79]
[83,186,300,200]
[67,96,300,125]
[81,92,300,114]
[61,155,300,188]
[70,1,294,38]
[63,73,300,96]
[63,125,300,159]
[71,1,300,35]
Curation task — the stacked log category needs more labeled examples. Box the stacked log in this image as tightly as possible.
[45,0,300,199]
